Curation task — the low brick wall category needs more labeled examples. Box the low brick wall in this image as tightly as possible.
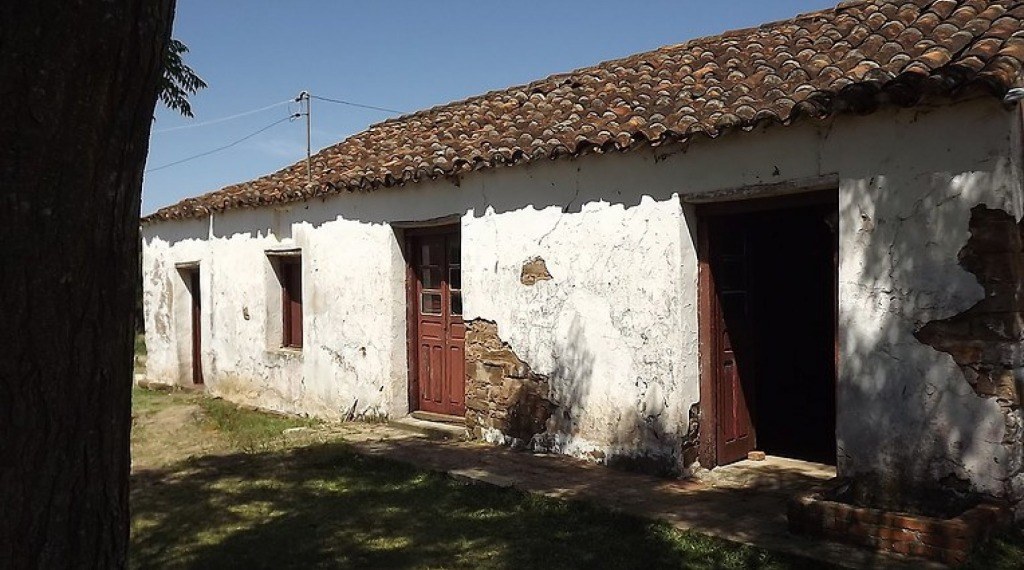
[789,491,1012,565]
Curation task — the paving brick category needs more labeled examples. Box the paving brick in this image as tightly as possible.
[337,420,934,568]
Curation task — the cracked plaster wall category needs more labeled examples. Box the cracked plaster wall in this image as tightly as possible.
[142,207,408,420]
[915,205,1024,510]
[830,103,1023,507]
[142,97,1022,501]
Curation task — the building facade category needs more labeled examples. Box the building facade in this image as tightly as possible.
[142,1,1024,513]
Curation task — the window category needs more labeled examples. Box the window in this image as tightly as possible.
[449,239,462,316]
[275,254,303,349]
[419,241,443,315]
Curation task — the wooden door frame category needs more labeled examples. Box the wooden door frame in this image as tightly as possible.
[189,268,204,385]
[696,188,838,469]
[175,263,204,386]
[403,223,462,414]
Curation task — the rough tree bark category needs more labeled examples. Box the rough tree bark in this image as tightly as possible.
[0,2,174,567]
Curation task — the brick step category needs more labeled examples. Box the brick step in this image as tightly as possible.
[409,411,466,425]
[390,416,467,441]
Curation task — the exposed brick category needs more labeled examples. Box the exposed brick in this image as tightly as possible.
[917,532,971,552]
[916,206,1024,502]
[874,526,917,542]
[905,542,945,560]
[885,539,914,556]
[845,521,879,541]
[789,491,1013,564]
[848,505,884,526]
[881,512,936,532]
[520,257,553,286]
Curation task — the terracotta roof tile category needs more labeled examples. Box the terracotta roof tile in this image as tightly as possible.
[146,0,1024,223]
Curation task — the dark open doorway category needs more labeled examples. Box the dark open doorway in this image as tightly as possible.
[178,265,203,386]
[699,191,837,467]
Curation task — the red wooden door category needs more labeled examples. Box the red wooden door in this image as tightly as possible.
[188,269,203,385]
[410,229,465,416]
[710,225,754,464]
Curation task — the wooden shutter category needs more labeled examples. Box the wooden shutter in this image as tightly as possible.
[281,259,303,348]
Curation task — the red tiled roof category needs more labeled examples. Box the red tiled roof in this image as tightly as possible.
[146,0,1024,222]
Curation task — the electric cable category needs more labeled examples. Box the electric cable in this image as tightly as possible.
[310,94,404,115]
[146,114,301,173]
[152,99,295,133]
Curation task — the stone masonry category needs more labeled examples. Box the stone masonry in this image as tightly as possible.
[519,257,553,286]
[915,205,1024,509]
[465,320,555,445]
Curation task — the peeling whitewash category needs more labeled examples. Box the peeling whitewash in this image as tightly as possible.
[142,97,1023,507]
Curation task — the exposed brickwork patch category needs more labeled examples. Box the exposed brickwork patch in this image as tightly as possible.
[464,319,686,476]
[520,257,553,286]
[465,320,555,444]
[916,205,1024,412]
[914,204,1024,508]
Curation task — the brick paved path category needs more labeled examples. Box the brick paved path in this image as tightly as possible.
[323,420,940,569]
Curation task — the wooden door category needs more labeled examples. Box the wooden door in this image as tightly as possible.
[709,224,754,464]
[188,269,203,385]
[409,228,465,416]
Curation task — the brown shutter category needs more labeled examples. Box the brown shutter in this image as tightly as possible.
[288,261,302,348]
[281,262,291,347]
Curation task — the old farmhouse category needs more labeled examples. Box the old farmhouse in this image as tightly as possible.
[142,0,1024,515]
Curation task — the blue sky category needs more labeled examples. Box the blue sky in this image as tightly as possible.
[144,0,838,214]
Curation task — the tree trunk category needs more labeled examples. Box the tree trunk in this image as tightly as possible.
[0,2,174,567]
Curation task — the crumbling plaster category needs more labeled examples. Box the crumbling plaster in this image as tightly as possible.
[142,97,1022,502]
[830,102,1023,504]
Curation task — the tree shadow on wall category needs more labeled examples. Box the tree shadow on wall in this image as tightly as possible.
[536,311,684,477]
[833,137,1022,510]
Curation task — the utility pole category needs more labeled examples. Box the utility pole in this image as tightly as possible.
[297,90,311,185]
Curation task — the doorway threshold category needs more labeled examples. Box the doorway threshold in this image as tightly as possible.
[699,455,837,495]
[410,410,465,425]
[391,414,467,441]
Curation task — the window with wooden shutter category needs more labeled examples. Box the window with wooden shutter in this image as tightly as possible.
[281,258,302,348]
[274,254,303,349]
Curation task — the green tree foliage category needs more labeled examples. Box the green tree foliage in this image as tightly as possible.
[159,39,206,117]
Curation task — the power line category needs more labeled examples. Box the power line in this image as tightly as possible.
[146,114,300,173]
[310,94,404,115]
[146,91,402,174]
[152,98,295,134]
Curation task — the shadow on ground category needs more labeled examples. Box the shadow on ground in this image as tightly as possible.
[130,442,814,570]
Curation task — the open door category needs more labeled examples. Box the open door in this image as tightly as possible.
[707,221,756,465]
[699,191,838,468]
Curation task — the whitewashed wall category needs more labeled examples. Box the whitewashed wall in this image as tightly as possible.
[142,97,1022,501]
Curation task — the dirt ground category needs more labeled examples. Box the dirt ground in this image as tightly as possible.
[131,388,330,470]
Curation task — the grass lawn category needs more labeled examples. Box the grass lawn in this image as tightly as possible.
[129,388,1022,569]
[130,389,814,569]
